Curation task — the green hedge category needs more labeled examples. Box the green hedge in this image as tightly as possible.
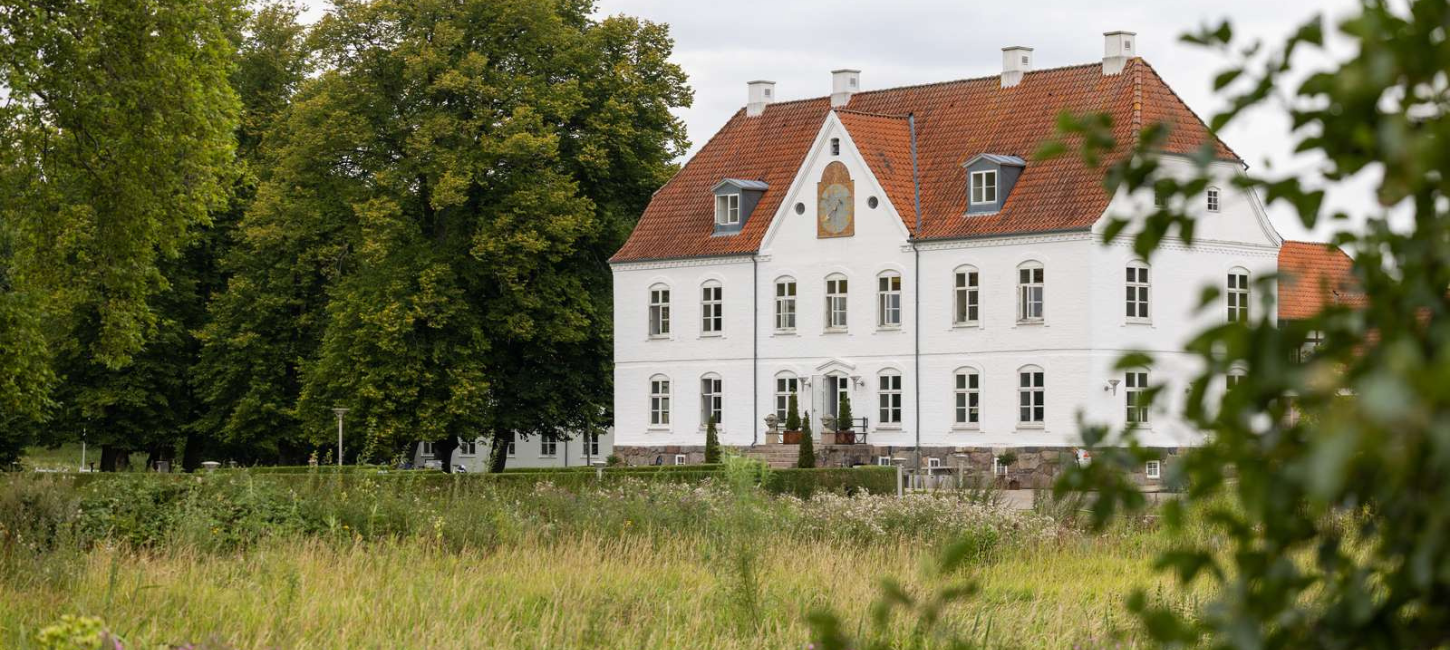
[23,465,898,497]
[764,466,897,498]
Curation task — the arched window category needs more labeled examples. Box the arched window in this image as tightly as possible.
[774,277,797,331]
[1125,369,1150,426]
[1206,187,1221,212]
[825,274,849,331]
[1017,261,1044,322]
[878,370,902,425]
[774,372,800,422]
[953,266,980,326]
[877,271,902,328]
[648,284,671,337]
[1227,267,1250,323]
[649,375,671,426]
[1126,261,1150,321]
[953,367,980,426]
[700,373,722,427]
[700,280,723,335]
[1018,365,1045,425]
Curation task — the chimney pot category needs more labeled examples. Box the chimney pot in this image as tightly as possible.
[1000,46,1033,88]
[831,69,860,108]
[746,80,776,117]
[1103,31,1137,75]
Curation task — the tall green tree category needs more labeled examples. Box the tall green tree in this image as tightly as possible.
[191,1,316,467]
[0,0,243,466]
[212,0,688,469]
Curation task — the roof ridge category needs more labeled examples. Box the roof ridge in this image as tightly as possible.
[756,61,1107,112]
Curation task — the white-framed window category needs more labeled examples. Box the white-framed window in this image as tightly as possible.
[992,456,1009,476]
[1145,460,1162,480]
[953,267,980,326]
[421,441,435,457]
[1126,370,1149,425]
[1227,269,1250,323]
[774,373,799,422]
[830,138,840,156]
[540,433,558,457]
[649,375,671,426]
[674,454,687,465]
[878,371,902,425]
[1126,262,1150,321]
[954,368,980,426]
[648,285,671,337]
[876,456,892,466]
[458,441,477,456]
[715,193,740,226]
[1206,187,1220,212]
[970,170,998,204]
[507,439,516,457]
[1017,262,1044,323]
[825,275,848,330]
[1018,366,1045,425]
[927,457,942,469]
[774,278,796,331]
[877,272,902,328]
[700,374,722,427]
[701,281,723,335]
[585,433,601,457]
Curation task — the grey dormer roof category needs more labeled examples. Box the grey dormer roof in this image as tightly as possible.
[711,178,770,192]
[961,153,1026,168]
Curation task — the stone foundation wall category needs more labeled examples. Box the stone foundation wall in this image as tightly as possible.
[614,444,1183,490]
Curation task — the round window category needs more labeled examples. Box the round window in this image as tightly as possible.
[867,196,879,209]
[794,202,805,215]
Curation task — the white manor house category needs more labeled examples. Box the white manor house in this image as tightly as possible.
[607,32,1353,482]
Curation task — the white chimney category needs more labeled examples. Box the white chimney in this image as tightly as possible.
[1103,31,1137,75]
[831,69,860,108]
[1000,46,1033,88]
[746,80,776,117]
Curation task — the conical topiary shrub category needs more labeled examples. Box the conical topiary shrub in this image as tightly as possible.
[798,413,815,468]
[704,416,721,464]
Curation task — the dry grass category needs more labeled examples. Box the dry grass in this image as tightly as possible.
[1,531,1178,649]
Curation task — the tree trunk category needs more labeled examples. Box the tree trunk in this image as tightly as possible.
[181,431,206,472]
[433,437,458,473]
[99,445,130,472]
[488,432,511,473]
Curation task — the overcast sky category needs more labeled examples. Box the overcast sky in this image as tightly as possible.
[592,0,1378,244]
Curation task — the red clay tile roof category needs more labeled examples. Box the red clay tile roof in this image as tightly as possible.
[612,58,1239,262]
[836,110,917,231]
[1278,241,1363,320]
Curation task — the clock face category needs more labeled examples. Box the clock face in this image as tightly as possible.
[819,183,853,234]
[816,161,855,238]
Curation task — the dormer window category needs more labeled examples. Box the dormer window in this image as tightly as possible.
[962,153,1024,215]
[711,178,768,234]
[970,170,998,204]
[715,193,740,226]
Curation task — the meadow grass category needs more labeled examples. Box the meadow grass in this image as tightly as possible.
[1,533,1178,649]
[0,471,1202,649]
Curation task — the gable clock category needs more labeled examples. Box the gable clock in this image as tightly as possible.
[817,161,855,238]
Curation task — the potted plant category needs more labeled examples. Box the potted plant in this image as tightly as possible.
[833,393,855,445]
[782,392,803,445]
[995,452,1018,489]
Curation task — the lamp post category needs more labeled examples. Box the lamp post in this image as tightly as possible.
[332,407,349,467]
